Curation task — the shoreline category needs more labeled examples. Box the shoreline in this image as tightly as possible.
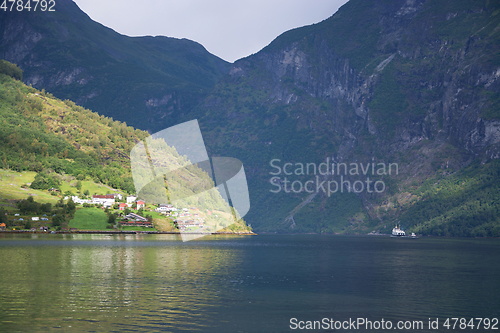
[0,230,257,235]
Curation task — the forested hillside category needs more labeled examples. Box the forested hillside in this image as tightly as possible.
[0,60,147,192]
[0,61,251,233]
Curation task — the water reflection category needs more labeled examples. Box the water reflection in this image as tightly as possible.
[0,234,243,332]
[0,234,499,332]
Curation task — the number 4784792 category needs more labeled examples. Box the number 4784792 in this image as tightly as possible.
[1,0,56,11]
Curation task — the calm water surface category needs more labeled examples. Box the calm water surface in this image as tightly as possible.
[0,234,498,332]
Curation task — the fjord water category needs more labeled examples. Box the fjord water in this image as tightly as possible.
[0,234,498,332]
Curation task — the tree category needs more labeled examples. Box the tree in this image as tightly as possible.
[17,196,40,214]
[52,214,64,226]
[0,60,23,80]
[0,208,8,225]
[66,198,76,214]
[41,203,52,213]
[108,213,116,224]
[76,181,82,191]
[30,172,60,191]
[56,198,65,208]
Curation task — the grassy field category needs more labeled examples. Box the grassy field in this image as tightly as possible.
[0,170,58,203]
[59,179,126,197]
[68,208,108,230]
[0,168,126,204]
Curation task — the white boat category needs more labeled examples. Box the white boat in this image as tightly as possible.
[391,225,406,237]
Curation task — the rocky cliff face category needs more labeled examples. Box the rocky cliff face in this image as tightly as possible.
[195,0,500,233]
[0,0,230,132]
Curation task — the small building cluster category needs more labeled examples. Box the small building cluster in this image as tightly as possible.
[118,212,153,228]
[63,194,145,209]
[174,219,205,231]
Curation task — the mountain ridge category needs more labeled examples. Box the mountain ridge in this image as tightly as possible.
[0,0,230,132]
[2,0,500,236]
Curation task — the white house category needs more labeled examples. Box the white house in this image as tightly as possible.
[155,204,174,213]
[92,195,115,206]
[126,195,137,204]
[32,217,39,221]
[64,195,90,205]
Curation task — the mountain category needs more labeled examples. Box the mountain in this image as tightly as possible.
[191,0,500,236]
[2,0,500,236]
[0,0,230,132]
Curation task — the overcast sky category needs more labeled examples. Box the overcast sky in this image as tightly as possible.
[73,0,349,63]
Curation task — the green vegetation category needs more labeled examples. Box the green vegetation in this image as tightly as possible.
[30,172,61,190]
[2,196,76,230]
[0,64,251,234]
[0,60,22,80]
[68,208,108,230]
[0,66,149,193]
[293,192,364,234]
[398,160,500,237]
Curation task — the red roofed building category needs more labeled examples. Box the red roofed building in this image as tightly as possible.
[137,200,145,209]
[92,195,115,206]
[119,203,128,210]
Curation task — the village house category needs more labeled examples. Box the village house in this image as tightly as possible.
[124,213,147,222]
[155,204,174,213]
[64,195,90,205]
[92,195,115,206]
[119,212,153,228]
[0,222,5,231]
[136,200,145,209]
[118,203,128,211]
[174,219,205,231]
[126,195,137,204]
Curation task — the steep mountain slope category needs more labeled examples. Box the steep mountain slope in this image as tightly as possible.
[0,0,230,132]
[192,0,500,235]
[0,60,147,192]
